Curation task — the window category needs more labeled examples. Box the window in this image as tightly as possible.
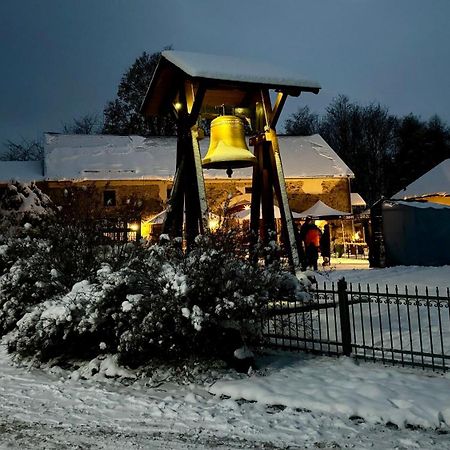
[245,186,252,194]
[103,190,116,207]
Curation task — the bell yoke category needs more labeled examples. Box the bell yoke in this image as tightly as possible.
[140,50,321,269]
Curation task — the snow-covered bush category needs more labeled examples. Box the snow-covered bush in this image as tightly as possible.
[8,231,310,367]
[9,268,127,359]
[0,237,66,334]
[0,182,55,232]
[0,217,138,335]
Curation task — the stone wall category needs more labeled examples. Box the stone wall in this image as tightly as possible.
[40,176,351,222]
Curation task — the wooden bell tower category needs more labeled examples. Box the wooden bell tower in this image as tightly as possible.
[140,50,321,269]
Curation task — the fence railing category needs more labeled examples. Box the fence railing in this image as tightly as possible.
[264,279,450,372]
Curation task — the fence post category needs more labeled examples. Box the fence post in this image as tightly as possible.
[338,278,352,356]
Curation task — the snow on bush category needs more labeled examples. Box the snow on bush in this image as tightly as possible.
[6,231,310,367]
[0,238,66,334]
[0,182,55,231]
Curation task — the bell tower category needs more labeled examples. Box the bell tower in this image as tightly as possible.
[140,50,320,269]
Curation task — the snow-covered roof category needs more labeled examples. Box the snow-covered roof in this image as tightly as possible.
[386,200,450,210]
[392,159,450,199]
[162,50,321,91]
[277,135,354,179]
[297,200,351,218]
[351,193,366,207]
[141,51,321,116]
[0,160,44,184]
[44,134,176,181]
[42,133,353,181]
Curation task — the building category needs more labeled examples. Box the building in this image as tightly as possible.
[392,158,450,205]
[0,133,355,239]
[368,159,450,267]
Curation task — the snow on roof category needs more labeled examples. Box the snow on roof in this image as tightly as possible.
[392,159,450,200]
[0,160,44,184]
[351,193,366,207]
[386,200,450,210]
[277,135,354,179]
[44,134,176,181]
[297,200,351,218]
[162,50,321,91]
[43,133,353,181]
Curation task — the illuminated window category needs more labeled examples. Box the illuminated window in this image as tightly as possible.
[103,190,116,207]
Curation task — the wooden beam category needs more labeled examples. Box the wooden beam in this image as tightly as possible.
[266,128,301,270]
[188,84,206,127]
[270,92,288,129]
[260,89,273,129]
[163,142,184,238]
[249,141,263,263]
[191,129,208,232]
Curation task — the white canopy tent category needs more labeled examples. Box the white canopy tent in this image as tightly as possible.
[231,204,303,221]
[296,200,351,219]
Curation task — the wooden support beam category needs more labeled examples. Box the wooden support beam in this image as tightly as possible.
[270,92,288,129]
[260,89,273,128]
[186,82,206,127]
[191,129,208,233]
[261,141,275,244]
[266,128,301,270]
[163,140,184,238]
[164,81,209,249]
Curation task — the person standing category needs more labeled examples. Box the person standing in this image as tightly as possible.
[304,222,322,271]
[320,224,331,266]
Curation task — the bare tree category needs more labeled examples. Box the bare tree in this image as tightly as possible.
[1,138,44,161]
[63,113,101,134]
[284,106,320,136]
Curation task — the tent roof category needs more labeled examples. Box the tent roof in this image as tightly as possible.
[297,200,351,218]
[41,133,353,181]
[141,50,321,116]
[231,204,303,220]
[392,159,450,200]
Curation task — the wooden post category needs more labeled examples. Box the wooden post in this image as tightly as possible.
[337,277,352,356]
[162,82,208,247]
[266,128,301,269]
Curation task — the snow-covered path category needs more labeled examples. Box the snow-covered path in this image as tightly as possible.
[1,344,450,449]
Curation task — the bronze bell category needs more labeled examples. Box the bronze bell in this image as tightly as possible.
[202,115,256,177]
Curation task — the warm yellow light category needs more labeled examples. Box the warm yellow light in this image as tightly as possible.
[129,222,140,232]
[235,107,244,114]
[208,217,220,232]
[174,102,183,111]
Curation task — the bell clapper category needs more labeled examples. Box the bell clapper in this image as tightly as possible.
[226,167,233,178]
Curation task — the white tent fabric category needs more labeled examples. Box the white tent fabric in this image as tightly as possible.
[232,204,302,221]
[146,210,220,225]
[297,200,351,218]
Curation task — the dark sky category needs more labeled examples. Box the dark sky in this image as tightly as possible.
[1,0,449,152]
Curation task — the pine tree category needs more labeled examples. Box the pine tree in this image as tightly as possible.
[103,50,176,136]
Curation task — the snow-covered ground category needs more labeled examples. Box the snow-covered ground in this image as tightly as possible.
[1,265,450,449]
[318,261,450,294]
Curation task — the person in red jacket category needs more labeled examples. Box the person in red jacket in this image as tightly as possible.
[304,223,322,270]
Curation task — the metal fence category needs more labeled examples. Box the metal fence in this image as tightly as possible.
[264,279,450,372]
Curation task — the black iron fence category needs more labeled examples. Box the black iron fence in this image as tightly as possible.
[264,279,450,372]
